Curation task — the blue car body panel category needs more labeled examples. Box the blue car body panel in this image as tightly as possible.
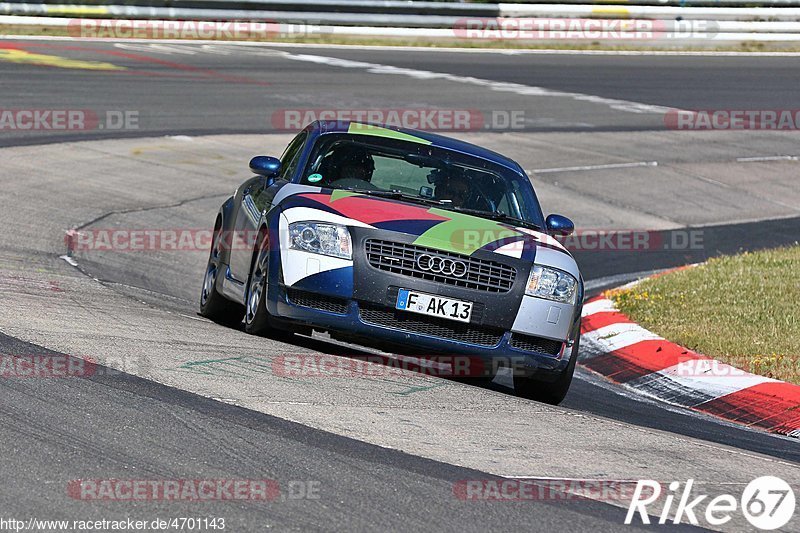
[212,121,583,377]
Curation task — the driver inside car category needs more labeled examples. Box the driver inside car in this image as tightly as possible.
[432,169,471,206]
[320,144,375,185]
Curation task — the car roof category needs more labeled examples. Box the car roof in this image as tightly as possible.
[311,120,526,175]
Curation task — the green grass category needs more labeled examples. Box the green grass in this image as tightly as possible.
[608,245,800,384]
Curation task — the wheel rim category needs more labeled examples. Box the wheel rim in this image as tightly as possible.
[201,228,222,306]
[246,242,269,324]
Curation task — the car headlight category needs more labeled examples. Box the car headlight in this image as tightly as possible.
[289,222,352,259]
[526,265,577,305]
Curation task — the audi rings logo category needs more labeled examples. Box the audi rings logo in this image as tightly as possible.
[416,254,468,278]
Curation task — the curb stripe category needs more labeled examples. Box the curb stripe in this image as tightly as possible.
[658,361,777,397]
[695,382,800,434]
[580,297,615,317]
[580,290,800,438]
[626,373,719,407]
[582,339,706,383]
[624,363,777,408]
[581,310,632,332]
[581,323,661,352]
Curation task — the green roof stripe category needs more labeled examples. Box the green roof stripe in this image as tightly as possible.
[347,123,432,145]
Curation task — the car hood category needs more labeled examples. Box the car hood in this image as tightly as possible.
[276,186,579,277]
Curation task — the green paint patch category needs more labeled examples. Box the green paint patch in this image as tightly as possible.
[330,189,360,202]
[173,356,274,378]
[413,208,522,255]
[347,122,431,145]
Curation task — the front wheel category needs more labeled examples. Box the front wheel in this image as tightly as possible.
[244,230,274,335]
[514,334,579,405]
[200,223,244,327]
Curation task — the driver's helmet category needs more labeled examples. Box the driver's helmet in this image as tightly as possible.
[432,169,469,203]
[326,143,375,182]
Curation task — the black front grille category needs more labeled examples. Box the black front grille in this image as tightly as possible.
[510,334,563,356]
[286,289,349,314]
[365,240,516,293]
[358,303,504,347]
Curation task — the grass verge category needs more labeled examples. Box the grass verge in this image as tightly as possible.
[608,245,800,384]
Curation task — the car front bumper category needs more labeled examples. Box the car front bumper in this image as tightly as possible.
[267,282,579,377]
[273,212,582,377]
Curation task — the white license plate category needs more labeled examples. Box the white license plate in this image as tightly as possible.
[395,289,473,323]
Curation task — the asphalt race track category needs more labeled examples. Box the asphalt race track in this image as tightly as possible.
[1,38,799,531]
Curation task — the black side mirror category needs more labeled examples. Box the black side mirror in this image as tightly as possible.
[545,214,574,237]
[249,156,281,180]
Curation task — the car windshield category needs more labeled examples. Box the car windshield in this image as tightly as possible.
[300,134,545,228]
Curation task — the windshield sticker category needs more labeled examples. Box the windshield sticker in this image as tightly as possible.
[307,173,323,183]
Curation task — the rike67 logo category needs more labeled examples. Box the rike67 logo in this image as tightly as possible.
[626,476,795,530]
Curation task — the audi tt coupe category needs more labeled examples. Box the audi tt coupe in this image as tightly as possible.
[200,121,583,404]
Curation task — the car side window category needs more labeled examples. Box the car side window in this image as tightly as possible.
[278,132,308,181]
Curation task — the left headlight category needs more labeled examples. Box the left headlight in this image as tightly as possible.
[526,265,577,305]
[289,222,352,260]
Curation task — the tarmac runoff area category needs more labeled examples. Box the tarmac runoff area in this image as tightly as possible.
[0,131,799,529]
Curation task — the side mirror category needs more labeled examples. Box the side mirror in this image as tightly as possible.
[249,156,281,179]
[545,214,574,237]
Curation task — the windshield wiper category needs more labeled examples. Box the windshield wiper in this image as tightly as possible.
[343,188,446,207]
[443,206,543,231]
[342,188,542,231]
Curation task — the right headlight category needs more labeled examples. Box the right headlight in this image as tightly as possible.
[526,265,577,305]
[288,222,352,260]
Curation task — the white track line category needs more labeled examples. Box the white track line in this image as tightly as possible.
[58,254,78,267]
[531,161,658,174]
[736,155,799,162]
[284,53,679,115]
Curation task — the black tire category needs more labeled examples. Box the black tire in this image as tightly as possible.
[514,333,579,405]
[244,229,275,336]
[200,222,244,327]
